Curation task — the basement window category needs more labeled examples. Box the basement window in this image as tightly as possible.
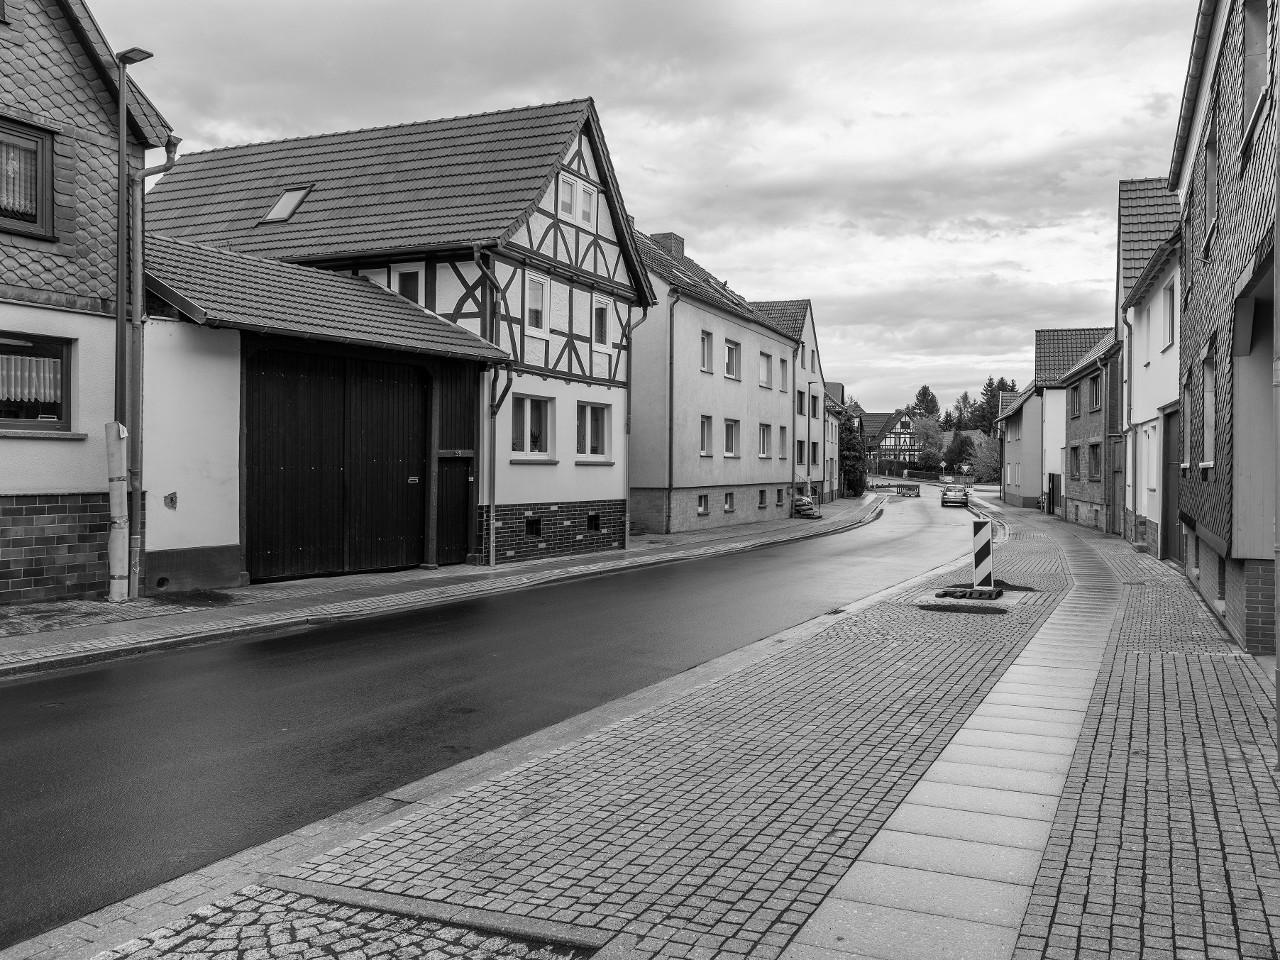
[260,186,311,223]
[525,516,542,538]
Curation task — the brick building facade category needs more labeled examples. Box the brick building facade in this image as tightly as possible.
[1060,336,1122,534]
[1170,0,1276,652]
[0,0,168,602]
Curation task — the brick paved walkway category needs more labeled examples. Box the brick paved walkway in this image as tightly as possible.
[0,496,881,679]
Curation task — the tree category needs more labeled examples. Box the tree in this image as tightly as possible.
[835,405,867,496]
[944,431,975,470]
[952,390,976,430]
[914,415,944,472]
[975,376,1000,435]
[972,433,1001,483]
[940,409,955,431]
[910,385,940,419]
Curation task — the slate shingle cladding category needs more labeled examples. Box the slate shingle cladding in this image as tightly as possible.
[1176,0,1277,554]
[146,235,507,362]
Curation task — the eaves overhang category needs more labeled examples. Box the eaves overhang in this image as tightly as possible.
[1168,0,1221,189]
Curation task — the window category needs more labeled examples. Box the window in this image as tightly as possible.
[700,331,713,372]
[1143,305,1153,359]
[1,119,53,238]
[796,390,805,415]
[511,396,551,456]
[725,340,740,379]
[796,439,805,464]
[1088,374,1101,410]
[1069,385,1081,417]
[587,512,601,531]
[526,275,547,330]
[776,488,784,506]
[811,349,816,370]
[1204,110,1218,243]
[810,395,819,419]
[779,358,788,392]
[724,492,735,512]
[758,423,772,457]
[759,352,772,387]
[697,494,709,515]
[260,185,311,224]
[559,174,577,220]
[577,402,608,458]
[1202,353,1216,465]
[1162,283,1175,348]
[1088,443,1101,479]
[525,516,542,538]
[780,425,788,458]
[724,419,739,456]
[759,489,767,508]
[0,332,69,429]
[1242,1,1269,149]
[1069,446,1081,479]
[580,184,596,229]
[800,343,806,369]
[593,299,609,346]
[390,263,424,306]
[700,415,712,456]
[1182,379,1192,466]
[811,441,819,465]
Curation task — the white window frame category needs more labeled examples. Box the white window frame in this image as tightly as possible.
[700,415,713,456]
[758,423,772,458]
[558,173,578,220]
[576,401,610,460]
[697,494,709,516]
[579,183,596,230]
[725,340,741,380]
[779,357,788,392]
[724,491,735,513]
[724,419,740,457]
[780,425,788,459]
[526,273,548,331]
[700,331,713,373]
[759,352,772,387]
[1162,283,1176,349]
[592,297,610,346]
[1201,355,1216,466]
[511,395,553,459]
[390,262,425,306]
[796,439,805,465]
[758,489,767,508]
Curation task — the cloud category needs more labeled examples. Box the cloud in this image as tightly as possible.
[93,0,1191,410]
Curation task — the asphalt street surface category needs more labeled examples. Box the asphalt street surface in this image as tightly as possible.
[0,496,972,949]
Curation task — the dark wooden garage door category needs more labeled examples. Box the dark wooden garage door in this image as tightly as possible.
[246,348,427,580]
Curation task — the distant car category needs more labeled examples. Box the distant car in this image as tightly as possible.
[941,475,955,483]
[940,484,969,508]
[793,495,818,517]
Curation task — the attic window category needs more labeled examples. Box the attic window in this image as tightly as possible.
[261,186,311,223]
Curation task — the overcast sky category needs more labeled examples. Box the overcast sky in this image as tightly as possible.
[94,0,1193,413]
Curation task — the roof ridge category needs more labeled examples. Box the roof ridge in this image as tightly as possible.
[178,98,594,158]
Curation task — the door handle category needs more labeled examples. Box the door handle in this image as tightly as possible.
[408,477,420,483]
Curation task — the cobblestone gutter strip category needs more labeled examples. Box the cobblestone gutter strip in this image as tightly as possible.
[0,499,885,681]
[1011,534,1280,960]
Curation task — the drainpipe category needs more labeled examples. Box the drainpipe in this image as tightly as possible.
[1122,311,1135,541]
[789,343,799,516]
[1272,57,1279,770]
[472,242,512,569]
[126,133,182,598]
[665,287,681,533]
[623,305,649,547]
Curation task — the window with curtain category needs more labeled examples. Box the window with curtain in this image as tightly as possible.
[0,333,68,428]
[1,119,52,237]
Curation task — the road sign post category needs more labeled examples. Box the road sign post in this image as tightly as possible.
[973,518,993,588]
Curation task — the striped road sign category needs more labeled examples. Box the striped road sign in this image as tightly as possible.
[973,519,993,588]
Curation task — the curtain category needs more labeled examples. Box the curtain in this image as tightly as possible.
[0,354,61,402]
[0,140,38,223]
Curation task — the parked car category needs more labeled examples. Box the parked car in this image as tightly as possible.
[794,495,818,517]
[940,484,969,508]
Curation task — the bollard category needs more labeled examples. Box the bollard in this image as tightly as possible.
[972,518,993,588]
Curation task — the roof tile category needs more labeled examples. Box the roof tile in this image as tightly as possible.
[1117,178,1180,303]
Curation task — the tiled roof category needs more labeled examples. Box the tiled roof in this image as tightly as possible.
[1117,179,1180,304]
[145,100,597,259]
[635,232,757,323]
[862,412,901,442]
[146,234,507,362]
[1122,225,1181,312]
[996,386,1036,423]
[56,0,171,147]
[1056,331,1119,386]
[824,382,846,405]
[749,300,811,340]
[1034,328,1112,385]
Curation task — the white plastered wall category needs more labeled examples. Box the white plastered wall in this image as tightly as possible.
[142,318,241,551]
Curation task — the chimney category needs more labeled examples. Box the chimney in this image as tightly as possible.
[651,232,685,259]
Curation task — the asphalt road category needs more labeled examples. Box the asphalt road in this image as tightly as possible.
[0,495,972,949]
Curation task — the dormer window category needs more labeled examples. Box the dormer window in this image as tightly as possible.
[558,175,577,220]
[261,186,311,223]
[580,185,596,230]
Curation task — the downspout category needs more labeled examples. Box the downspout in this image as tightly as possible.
[665,287,681,533]
[127,133,182,598]
[1122,311,1136,541]
[623,305,650,547]
[472,241,509,569]
[1096,353,1109,532]
[1272,53,1279,769]
[789,343,799,516]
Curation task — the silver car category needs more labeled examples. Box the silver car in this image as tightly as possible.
[940,484,969,507]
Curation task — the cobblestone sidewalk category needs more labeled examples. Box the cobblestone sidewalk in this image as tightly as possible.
[0,496,882,679]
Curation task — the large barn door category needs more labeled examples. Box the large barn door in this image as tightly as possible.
[246,349,346,579]
[345,359,427,570]
[436,458,471,565]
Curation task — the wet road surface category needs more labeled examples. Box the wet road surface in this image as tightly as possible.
[0,496,971,949]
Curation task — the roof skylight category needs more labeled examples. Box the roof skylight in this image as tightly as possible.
[260,186,311,223]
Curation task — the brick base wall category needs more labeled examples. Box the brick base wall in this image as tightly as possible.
[475,499,626,564]
[0,493,111,604]
[664,484,793,534]
[1185,535,1276,655]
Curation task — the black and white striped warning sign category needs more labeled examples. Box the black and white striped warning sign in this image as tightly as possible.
[973,519,993,588]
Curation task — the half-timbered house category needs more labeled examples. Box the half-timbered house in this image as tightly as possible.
[145,99,655,570]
